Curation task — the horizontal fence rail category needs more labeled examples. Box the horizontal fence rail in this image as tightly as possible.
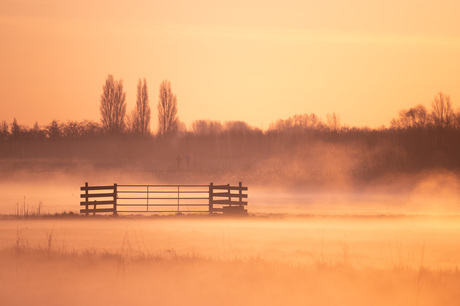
[117,184,210,213]
[80,182,248,215]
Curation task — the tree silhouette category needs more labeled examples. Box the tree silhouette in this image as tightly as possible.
[192,120,223,136]
[269,113,323,134]
[47,120,61,139]
[10,118,21,140]
[430,92,454,129]
[133,78,151,134]
[157,80,178,137]
[0,120,9,141]
[391,105,428,129]
[100,74,127,134]
[326,112,341,132]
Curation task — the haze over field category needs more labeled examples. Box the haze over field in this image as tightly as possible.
[2,216,460,306]
[1,1,460,305]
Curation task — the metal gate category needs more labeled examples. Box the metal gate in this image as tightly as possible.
[80,182,248,215]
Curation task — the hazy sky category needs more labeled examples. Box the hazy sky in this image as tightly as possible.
[1,0,460,130]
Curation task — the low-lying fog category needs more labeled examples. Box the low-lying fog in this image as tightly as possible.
[2,215,460,306]
[2,169,460,305]
[1,168,459,215]
[3,216,460,269]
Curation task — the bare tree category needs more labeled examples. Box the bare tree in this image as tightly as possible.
[269,113,323,133]
[0,120,9,141]
[62,121,81,139]
[80,120,102,137]
[10,118,22,139]
[192,120,223,136]
[391,105,428,129]
[454,109,460,129]
[224,121,254,135]
[157,80,178,137]
[100,74,127,134]
[47,120,62,139]
[125,110,137,133]
[133,78,151,134]
[326,112,341,132]
[430,92,454,129]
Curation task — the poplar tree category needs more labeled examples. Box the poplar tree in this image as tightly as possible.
[134,78,151,134]
[100,74,127,134]
[157,80,178,137]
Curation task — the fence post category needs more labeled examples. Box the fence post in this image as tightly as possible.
[227,184,231,207]
[113,183,118,216]
[239,182,243,205]
[209,182,214,214]
[85,182,89,216]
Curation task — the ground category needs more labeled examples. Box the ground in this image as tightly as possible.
[1,215,459,305]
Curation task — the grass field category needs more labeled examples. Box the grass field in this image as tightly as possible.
[1,215,460,305]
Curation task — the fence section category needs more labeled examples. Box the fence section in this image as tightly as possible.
[80,183,117,215]
[210,182,248,214]
[117,184,210,213]
[80,182,248,215]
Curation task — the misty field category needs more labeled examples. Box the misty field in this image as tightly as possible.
[1,215,460,306]
[1,158,459,305]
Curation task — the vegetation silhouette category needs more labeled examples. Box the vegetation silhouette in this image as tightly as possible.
[100,74,127,134]
[157,79,179,138]
[127,78,151,135]
[1,91,459,188]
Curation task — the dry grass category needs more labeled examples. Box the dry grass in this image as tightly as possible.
[2,243,460,306]
[2,216,460,306]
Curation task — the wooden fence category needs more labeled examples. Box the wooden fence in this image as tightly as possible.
[209,182,248,214]
[80,182,247,215]
[80,182,117,215]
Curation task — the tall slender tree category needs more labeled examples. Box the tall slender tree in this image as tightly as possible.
[134,78,151,134]
[430,92,454,129]
[0,120,9,141]
[157,80,178,137]
[10,118,21,139]
[100,74,127,134]
[326,112,341,132]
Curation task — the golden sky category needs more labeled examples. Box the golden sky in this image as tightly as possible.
[1,0,459,129]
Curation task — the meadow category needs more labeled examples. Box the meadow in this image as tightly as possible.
[1,214,460,306]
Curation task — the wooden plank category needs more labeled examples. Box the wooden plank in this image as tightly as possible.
[81,185,115,191]
[80,200,115,205]
[80,208,115,213]
[212,185,248,191]
[80,193,115,198]
[211,200,248,205]
[212,192,247,198]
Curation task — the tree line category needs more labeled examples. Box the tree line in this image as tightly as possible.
[390,92,460,130]
[1,88,460,142]
[1,89,460,185]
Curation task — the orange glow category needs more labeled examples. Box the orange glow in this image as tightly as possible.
[1,0,460,129]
